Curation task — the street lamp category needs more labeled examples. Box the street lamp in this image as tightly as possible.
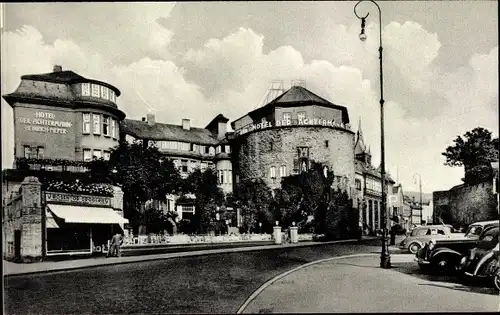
[413,173,422,225]
[354,0,390,269]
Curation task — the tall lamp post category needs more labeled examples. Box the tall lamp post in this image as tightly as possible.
[354,0,390,269]
[413,173,422,225]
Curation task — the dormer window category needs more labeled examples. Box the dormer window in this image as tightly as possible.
[82,83,90,96]
[109,90,116,102]
[91,84,100,97]
[101,86,109,99]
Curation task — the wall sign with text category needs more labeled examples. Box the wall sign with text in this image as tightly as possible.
[45,192,111,206]
[18,111,73,134]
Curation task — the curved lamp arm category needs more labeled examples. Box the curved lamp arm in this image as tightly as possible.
[354,0,382,48]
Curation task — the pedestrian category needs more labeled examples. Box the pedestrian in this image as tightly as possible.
[107,232,123,257]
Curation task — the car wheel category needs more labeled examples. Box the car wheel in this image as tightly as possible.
[408,242,421,254]
[431,257,453,274]
[493,270,500,292]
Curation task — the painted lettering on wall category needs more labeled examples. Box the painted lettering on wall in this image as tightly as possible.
[18,111,72,134]
[237,118,351,135]
[45,192,111,206]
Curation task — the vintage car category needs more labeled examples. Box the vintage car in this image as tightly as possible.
[415,220,499,274]
[400,225,464,254]
[458,226,500,291]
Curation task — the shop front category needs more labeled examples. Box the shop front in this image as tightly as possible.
[44,192,128,256]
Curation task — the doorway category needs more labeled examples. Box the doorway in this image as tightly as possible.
[14,230,21,261]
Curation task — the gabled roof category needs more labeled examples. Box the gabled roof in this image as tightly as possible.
[205,113,229,130]
[121,119,219,145]
[237,86,350,125]
[355,160,396,183]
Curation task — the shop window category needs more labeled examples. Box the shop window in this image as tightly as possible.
[298,111,307,121]
[103,116,110,136]
[279,165,287,177]
[92,114,100,134]
[270,166,277,179]
[24,146,31,158]
[91,84,100,97]
[82,113,91,134]
[181,160,188,173]
[83,149,92,162]
[104,151,111,161]
[283,112,291,121]
[109,90,116,102]
[93,150,102,160]
[37,147,44,159]
[101,86,109,99]
[81,83,90,96]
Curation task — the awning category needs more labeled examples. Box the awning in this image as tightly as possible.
[47,204,129,224]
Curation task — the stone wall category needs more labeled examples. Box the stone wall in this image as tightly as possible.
[433,181,497,227]
[232,126,355,191]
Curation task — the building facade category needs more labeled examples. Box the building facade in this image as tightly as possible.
[353,121,395,235]
[120,113,234,221]
[2,66,128,261]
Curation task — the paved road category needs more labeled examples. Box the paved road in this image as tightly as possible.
[241,254,500,313]
[4,242,383,314]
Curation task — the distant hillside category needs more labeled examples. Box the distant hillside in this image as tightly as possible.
[403,191,433,203]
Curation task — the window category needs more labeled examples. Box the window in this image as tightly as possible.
[270,166,277,178]
[36,147,44,159]
[355,179,362,190]
[283,112,291,121]
[101,86,109,99]
[166,141,178,150]
[225,145,230,153]
[220,145,226,153]
[109,90,116,102]
[24,146,31,158]
[200,145,206,154]
[325,140,329,148]
[216,146,221,154]
[82,113,91,134]
[182,205,195,214]
[93,150,102,160]
[181,160,188,173]
[191,143,198,152]
[103,116,110,136]
[279,165,287,177]
[81,83,90,96]
[297,111,306,121]
[104,151,111,161]
[111,119,116,138]
[218,170,224,184]
[209,147,215,155]
[91,84,100,97]
[227,170,232,184]
[92,114,100,134]
[83,149,92,161]
[270,142,274,151]
[180,142,190,151]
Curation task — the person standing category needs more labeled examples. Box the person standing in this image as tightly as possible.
[108,232,123,257]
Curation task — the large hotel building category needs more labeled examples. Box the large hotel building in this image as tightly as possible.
[2,66,395,261]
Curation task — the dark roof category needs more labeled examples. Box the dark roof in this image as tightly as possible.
[121,119,219,145]
[205,113,229,130]
[233,86,350,128]
[20,70,120,96]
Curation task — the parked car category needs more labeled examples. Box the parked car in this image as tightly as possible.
[415,220,499,274]
[400,225,464,254]
[458,225,499,290]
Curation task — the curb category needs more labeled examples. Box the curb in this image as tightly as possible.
[4,238,379,277]
[235,253,379,314]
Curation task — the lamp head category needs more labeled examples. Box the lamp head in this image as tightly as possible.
[359,17,367,42]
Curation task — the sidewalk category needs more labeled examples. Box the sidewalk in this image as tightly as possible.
[239,254,499,313]
[4,237,379,276]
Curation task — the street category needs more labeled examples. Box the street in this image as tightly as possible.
[4,241,382,314]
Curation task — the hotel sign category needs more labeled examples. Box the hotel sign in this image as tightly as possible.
[18,111,73,134]
[45,192,111,207]
[237,118,351,135]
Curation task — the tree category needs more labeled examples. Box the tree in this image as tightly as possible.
[442,127,499,184]
[234,178,274,233]
[183,168,225,234]
[87,140,184,232]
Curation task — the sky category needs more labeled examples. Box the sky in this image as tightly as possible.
[1,1,498,194]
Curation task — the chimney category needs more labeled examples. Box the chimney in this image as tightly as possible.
[142,117,146,122]
[53,65,62,72]
[182,118,191,130]
[146,114,155,126]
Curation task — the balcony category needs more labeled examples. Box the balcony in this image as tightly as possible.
[364,188,382,197]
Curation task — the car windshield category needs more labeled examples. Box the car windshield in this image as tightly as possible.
[465,225,483,237]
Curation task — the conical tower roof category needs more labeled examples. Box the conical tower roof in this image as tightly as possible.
[354,118,367,155]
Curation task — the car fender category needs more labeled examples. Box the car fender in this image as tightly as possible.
[429,248,462,260]
[473,251,495,276]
